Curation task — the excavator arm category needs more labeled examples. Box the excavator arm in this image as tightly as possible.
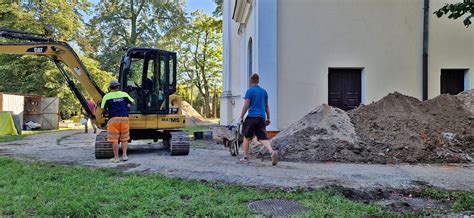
[0,28,106,120]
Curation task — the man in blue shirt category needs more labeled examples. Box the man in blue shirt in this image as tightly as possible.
[239,73,278,165]
[101,81,135,163]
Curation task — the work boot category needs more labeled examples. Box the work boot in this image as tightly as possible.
[239,156,250,164]
[271,151,279,166]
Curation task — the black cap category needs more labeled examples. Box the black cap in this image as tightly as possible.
[109,81,120,89]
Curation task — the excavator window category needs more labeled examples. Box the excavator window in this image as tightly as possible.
[120,48,177,114]
[127,57,145,112]
[144,53,165,111]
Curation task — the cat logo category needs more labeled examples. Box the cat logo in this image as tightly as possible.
[161,117,180,123]
[26,46,47,53]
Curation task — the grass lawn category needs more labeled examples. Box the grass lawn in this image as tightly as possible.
[0,157,391,216]
[0,127,81,143]
[182,125,210,138]
[417,188,474,212]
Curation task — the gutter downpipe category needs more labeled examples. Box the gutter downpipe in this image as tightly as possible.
[422,0,429,100]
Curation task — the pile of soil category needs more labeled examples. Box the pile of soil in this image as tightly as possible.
[272,92,474,164]
[349,92,473,163]
[181,101,206,125]
[457,89,474,115]
[272,105,379,162]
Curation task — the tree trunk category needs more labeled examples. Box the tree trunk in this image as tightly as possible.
[189,79,194,107]
[129,0,142,46]
[212,90,219,118]
[203,93,211,118]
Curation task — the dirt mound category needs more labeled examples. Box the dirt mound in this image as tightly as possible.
[272,105,380,162]
[272,92,474,164]
[181,101,206,125]
[457,89,474,116]
[349,92,474,163]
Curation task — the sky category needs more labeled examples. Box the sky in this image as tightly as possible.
[186,0,216,15]
[88,0,216,15]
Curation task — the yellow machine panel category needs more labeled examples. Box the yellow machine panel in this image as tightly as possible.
[124,114,186,129]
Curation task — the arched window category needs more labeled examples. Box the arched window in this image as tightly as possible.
[248,38,253,79]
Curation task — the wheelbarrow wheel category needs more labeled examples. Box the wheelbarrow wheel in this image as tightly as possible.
[233,140,239,156]
[230,140,239,156]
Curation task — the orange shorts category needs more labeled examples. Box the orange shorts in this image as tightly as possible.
[107,117,130,143]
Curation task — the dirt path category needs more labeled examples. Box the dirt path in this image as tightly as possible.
[0,130,473,192]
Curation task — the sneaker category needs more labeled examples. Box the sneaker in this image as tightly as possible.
[110,158,120,163]
[122,155,128,161]
[271,151,279,166]
[239,156,250,164]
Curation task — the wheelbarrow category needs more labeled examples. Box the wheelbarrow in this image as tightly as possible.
[223,123,243,156]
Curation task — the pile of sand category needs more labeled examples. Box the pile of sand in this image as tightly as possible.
[181,101,206,125]
[272,92,474,164]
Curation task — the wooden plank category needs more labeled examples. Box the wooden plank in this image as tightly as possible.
[0,93,3,111]
[41,97,59,130]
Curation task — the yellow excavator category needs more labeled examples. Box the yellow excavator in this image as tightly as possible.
[0,28,190,158]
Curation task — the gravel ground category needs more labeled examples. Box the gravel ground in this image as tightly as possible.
[0,130,473,192]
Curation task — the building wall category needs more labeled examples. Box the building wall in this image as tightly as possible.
[0,93,24,125]
[255,0,278,130]
[220,0,242,125]
[222,0,279,130]
[222,0,474,130]
[277,0,474,129]
[428,0,474,97]
[220,0,256,125]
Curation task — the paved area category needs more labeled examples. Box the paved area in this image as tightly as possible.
[0,130,473,191]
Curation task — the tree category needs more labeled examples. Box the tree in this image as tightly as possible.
[0,0,113,118]
[213,0,223,17]
[434,0,474,27]
[168,11,222,118]
[0,0,90,40]
[86,0,186,73]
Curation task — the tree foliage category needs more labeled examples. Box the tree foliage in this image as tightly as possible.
[213,0,223,17]
[161,11,222,118]
[86,0,186,73]
[434,0,474,27]
[0,1,223,120]
[0,0,114,118]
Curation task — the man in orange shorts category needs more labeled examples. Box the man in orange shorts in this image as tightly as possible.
[101,81,135,163]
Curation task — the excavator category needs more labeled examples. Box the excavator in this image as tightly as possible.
[0,28,190,158]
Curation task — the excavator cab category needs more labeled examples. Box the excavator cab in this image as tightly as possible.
[119,48,177,115]
[0,28,190,158]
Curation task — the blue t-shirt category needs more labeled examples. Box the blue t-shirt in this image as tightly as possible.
[244,85,268,119]
[101,91,135,118]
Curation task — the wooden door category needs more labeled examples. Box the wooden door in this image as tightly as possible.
[41,97,59,130]
[441,69,465,95]
[328,69,362,111]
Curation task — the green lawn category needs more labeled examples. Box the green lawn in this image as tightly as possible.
[182,125,210,138]
[417,188,474,212]
[0,157,390,216]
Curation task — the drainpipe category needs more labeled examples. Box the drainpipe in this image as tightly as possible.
[422,0,429,100]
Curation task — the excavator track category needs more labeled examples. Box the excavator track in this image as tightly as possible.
[95,131,114,159]
[168,131,190,156]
